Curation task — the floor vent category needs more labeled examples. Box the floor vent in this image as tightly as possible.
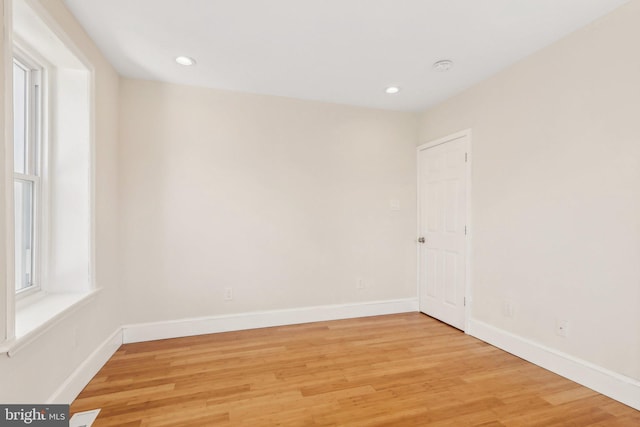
[70,408,100,427]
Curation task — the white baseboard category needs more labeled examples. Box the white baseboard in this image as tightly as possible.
[47,328,123,404]
[467,319,640,411]
[122,298,418,344]
[44,303,639,412]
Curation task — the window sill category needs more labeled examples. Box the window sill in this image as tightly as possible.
[1,288,101,357]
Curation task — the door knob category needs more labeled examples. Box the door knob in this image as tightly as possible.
[418,237,425,244]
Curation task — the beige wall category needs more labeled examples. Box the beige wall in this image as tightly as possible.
[119,79,418,324]
[419,1,640,380]
[0,0,121,402]
[0,0,7,344]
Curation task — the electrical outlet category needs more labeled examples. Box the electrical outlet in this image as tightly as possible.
[224,287,233,301]
[556,319,569,337]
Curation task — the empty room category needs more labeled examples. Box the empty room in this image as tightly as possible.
[0,0,639,425]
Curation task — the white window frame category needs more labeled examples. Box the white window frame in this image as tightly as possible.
[13,45,46,299]
[1,0,99,354]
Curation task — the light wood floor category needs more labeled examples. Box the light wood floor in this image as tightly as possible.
[71,313,639,426]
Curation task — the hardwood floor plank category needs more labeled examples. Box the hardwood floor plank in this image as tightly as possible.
[71,313,639,426]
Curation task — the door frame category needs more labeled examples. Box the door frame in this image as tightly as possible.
[416,129,472,331]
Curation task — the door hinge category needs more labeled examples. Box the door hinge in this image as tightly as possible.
[464,297,466,306]
[465,152,468,162]
[464,225,467,235]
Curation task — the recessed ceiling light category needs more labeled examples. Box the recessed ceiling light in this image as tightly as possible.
[385,86,400,94]
[175,56,196,66]
[433,60,453,72]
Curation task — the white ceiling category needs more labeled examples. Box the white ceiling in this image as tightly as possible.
[63,0,628,112]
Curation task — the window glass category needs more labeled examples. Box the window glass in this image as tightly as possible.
[14,179,34,291]
[13,62,28,174]
[13,57,40,295]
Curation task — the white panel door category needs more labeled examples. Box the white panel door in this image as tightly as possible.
[418,134,468,330]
